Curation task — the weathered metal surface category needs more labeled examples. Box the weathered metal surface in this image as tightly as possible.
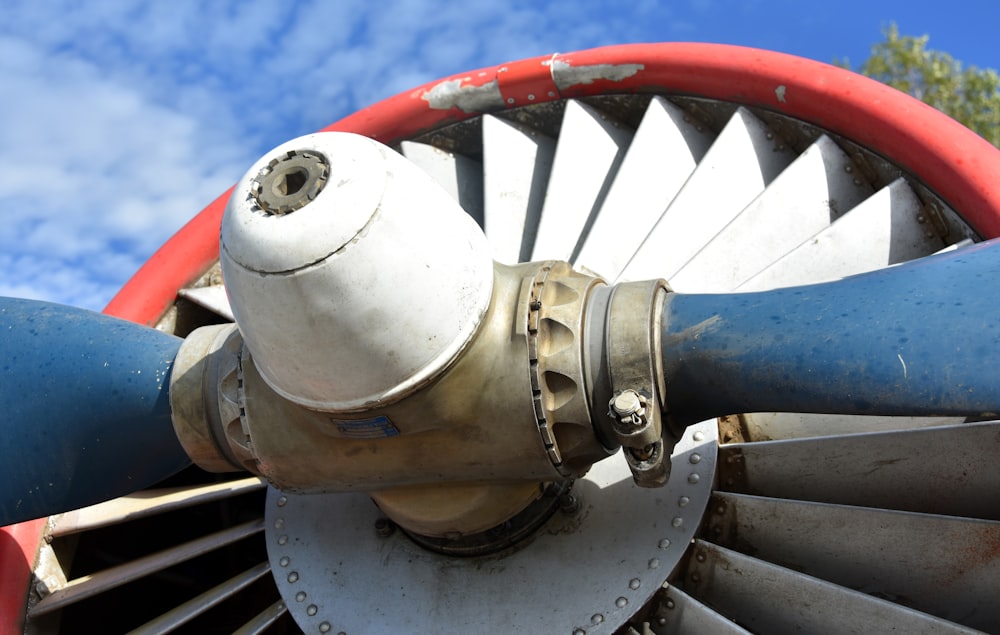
[574,95,713,281]
[659,241,1000,423]
[481,114,555,263]
[0,297,190,527]
[706,492,1000,631]
[651,585,751,634]
[716,421,1000,520]
[682,541,980,634]
[530,99,632,262]
[127,562,272,635]
[265,421,718,634]
[740,177,944,290]
[29,519,264,617]
[619,108,796,283]
[50,477,265,537]
[669,134,873,292]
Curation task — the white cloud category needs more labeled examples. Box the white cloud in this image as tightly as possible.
[0,0,720,310]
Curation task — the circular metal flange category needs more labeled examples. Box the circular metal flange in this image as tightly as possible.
[265,420,718,634]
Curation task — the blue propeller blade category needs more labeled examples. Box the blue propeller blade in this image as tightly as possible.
[0,298,191,526]
[661,239,1000,425]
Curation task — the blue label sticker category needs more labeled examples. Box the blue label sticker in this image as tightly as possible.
[330,415,399,439]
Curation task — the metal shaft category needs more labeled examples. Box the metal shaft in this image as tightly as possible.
[0,297,191,526]
[659,239,1000,425]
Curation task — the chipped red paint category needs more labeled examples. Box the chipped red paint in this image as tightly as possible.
[7,43,1000,632]
[497,55,559,108]
[102,44,1000,326]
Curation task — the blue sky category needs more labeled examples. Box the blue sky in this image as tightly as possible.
[2,0,998,311]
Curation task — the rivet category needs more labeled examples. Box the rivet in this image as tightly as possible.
[616,597,628,608]
[844,165,853,173]
[274,518,284,529]
[658,539,671,549]
[288,571,299,583]
[375,517,395,538]
[528,94,536,101]
[689,453,702,464]
[277,495,288,507]
[658,615,668,625]
[666,599,675,610]
[548,91,556,97]
[696,552,706,562]
[279,556,290,567]
[671,517,683,528]
[925,231,935,238]
[917,215,926,223]
[853,178,862,186]
[629,578,641,590]
[277,535,289,545]
[507,97,515,104]
[307,605,318,616]
[688,473,700,484]
[691,572,701,583]
[296,591,307,602]
[319,623,331,633]
[717,505,726,514]
[692,431,705,442]
[766,132,774,140]
[678,496,690,507]
[573,629,586,635]
[648,557,660,569]
[591,613,604,625]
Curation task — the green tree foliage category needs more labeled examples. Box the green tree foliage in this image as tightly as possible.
[841,24,1000,147]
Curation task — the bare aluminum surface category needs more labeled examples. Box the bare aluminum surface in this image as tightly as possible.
[684,541,980,634]
[653,585,751,634]
[266,420,717,634]
[720,420,1000,520]
[708,492,1000,631]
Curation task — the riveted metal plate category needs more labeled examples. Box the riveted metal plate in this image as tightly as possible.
[265,420,718,634]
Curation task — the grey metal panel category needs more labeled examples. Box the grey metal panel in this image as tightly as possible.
[481,114,555,263]
[651,585,751,634]
[574,96,712,280]
[618,107,796,283]
[739,177,944,290]
[707,492,1000,632]
[266,422,719,634]
[741,412,965,441]
[400,140,485,227]
[669,135,873,292]
[29,519,264,617]
[530,99,633,261]
[683,541,981,634]
[51,477,265,537]
[719,421,1000,520]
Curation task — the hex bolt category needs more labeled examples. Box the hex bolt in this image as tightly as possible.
[558,493,580,515]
